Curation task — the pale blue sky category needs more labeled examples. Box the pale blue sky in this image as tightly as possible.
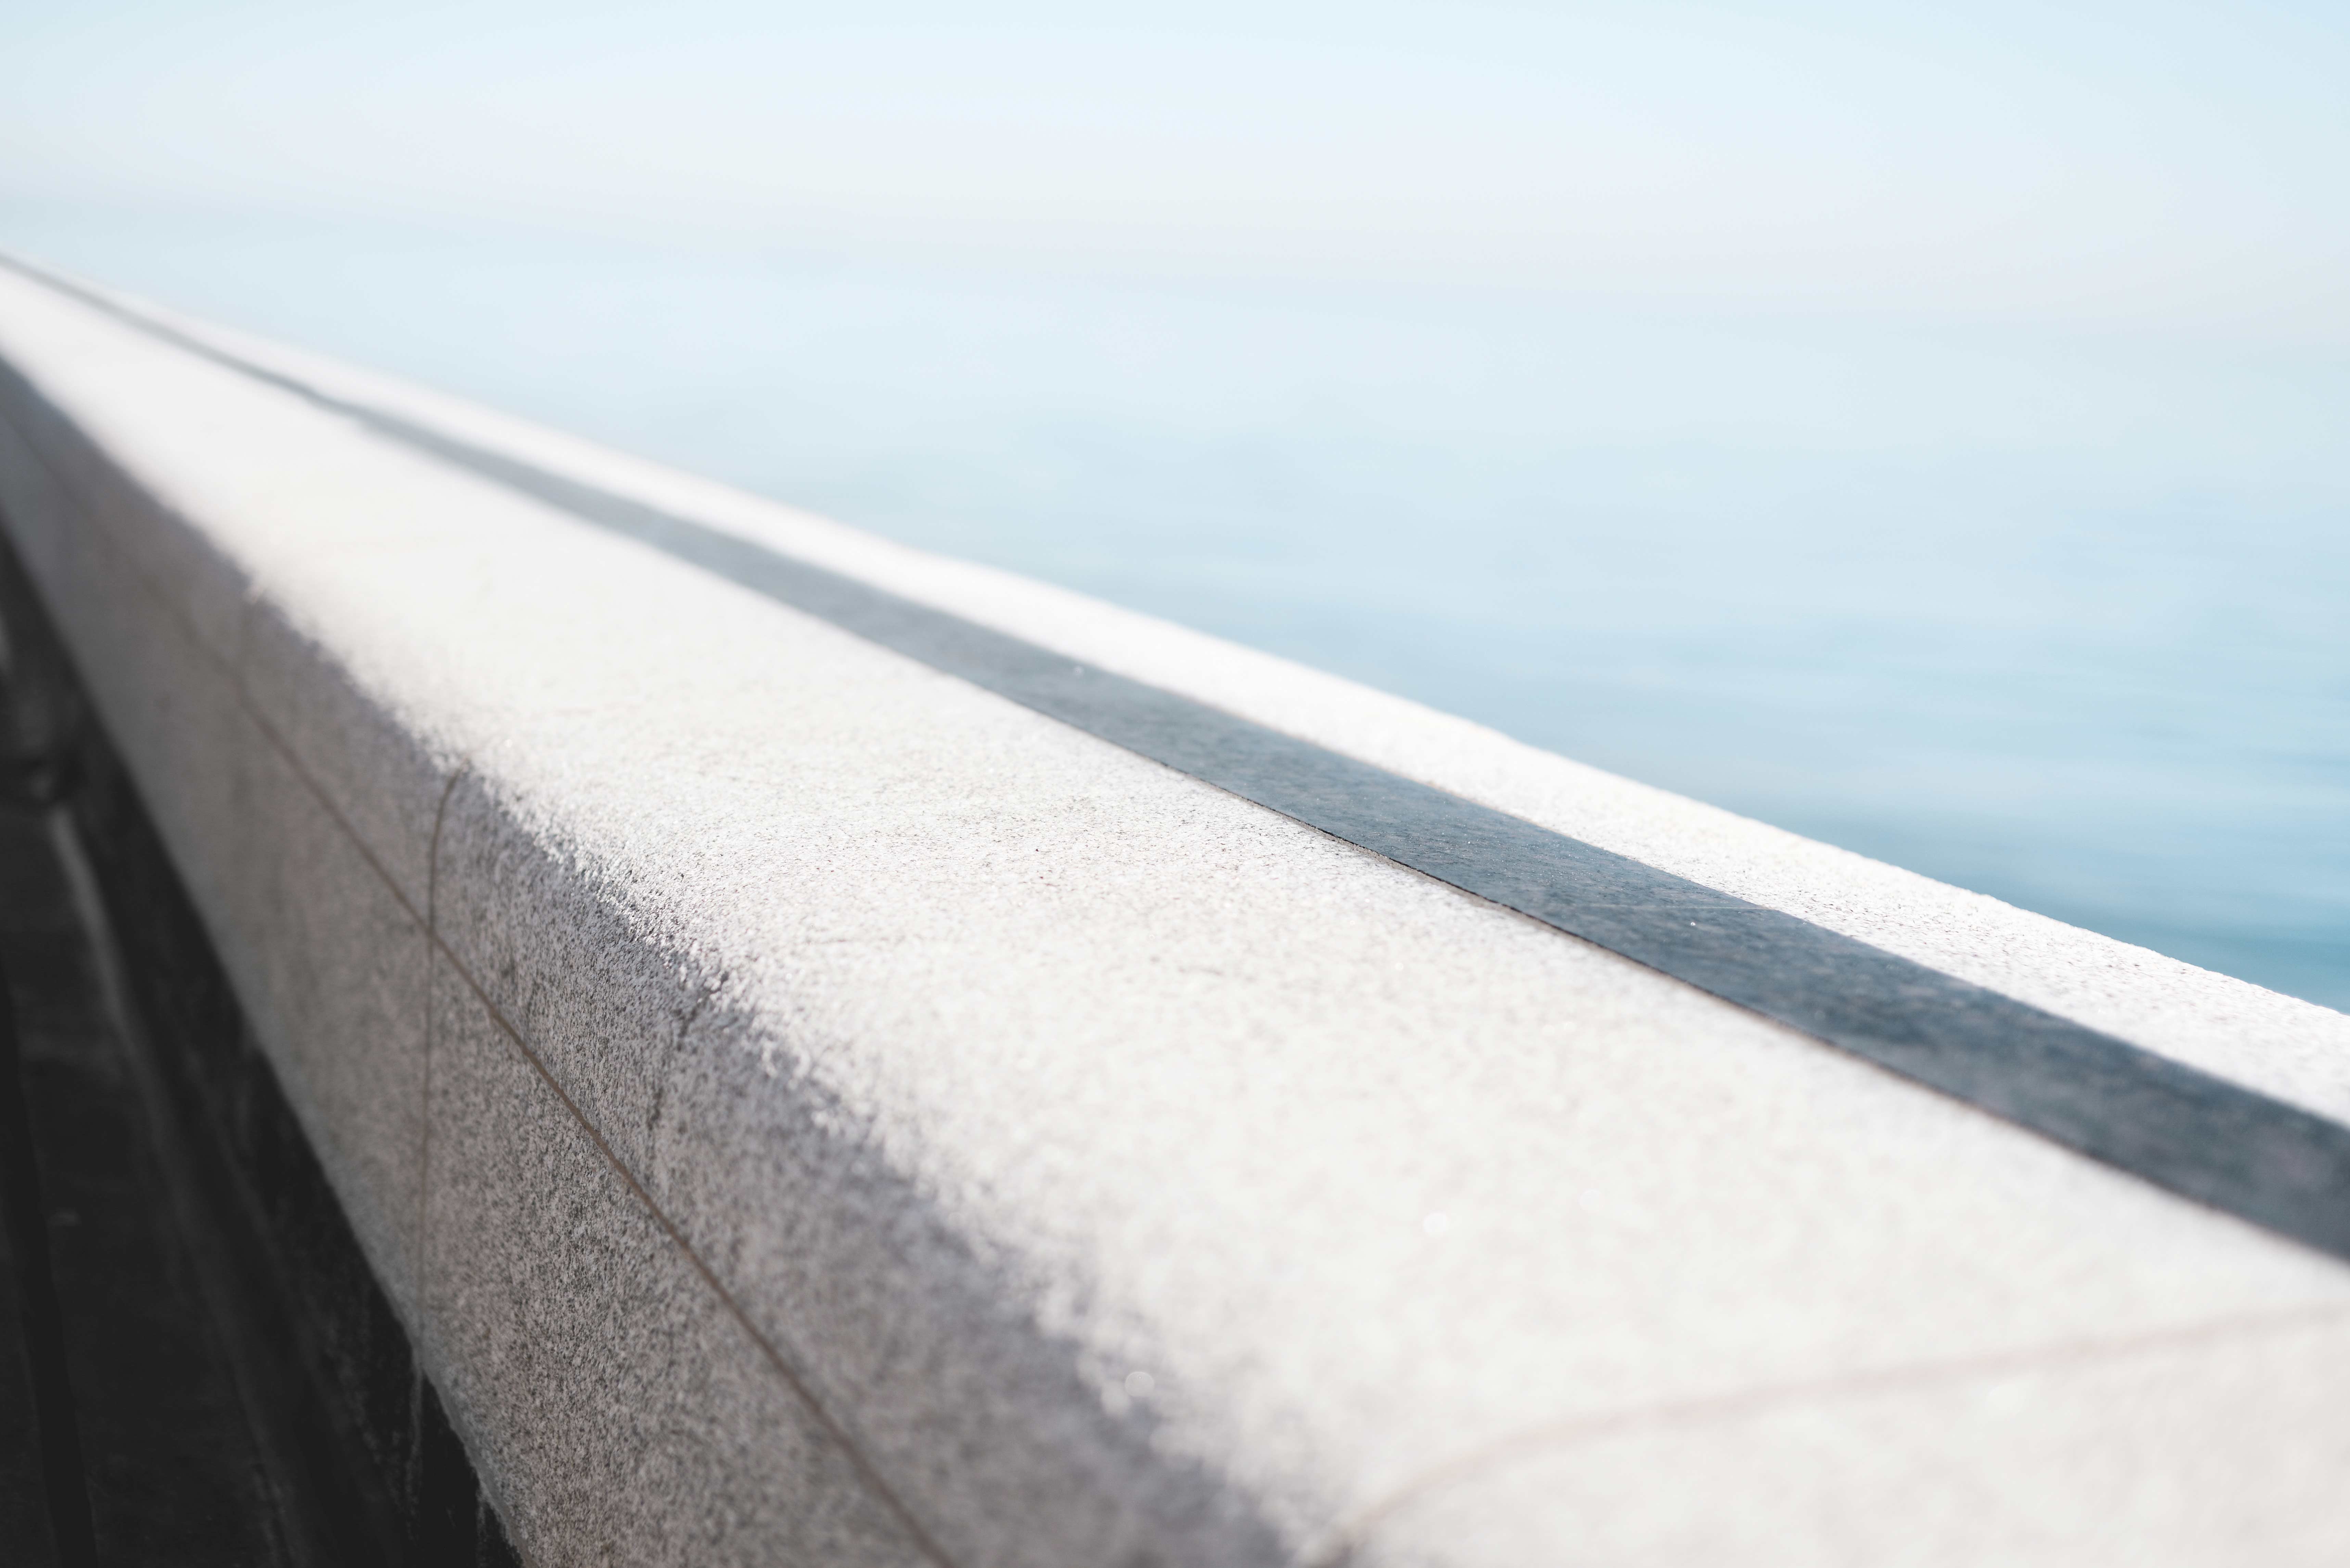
[4,1,2347,339]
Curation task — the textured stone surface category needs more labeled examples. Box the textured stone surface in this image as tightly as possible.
[3,256,2348,1565]
[234,724,432,1319]
[1349,1311,2350,1568]
[422,962,936,1568]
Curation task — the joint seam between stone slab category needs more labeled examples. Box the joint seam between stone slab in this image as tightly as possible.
[416,761,469,1352]
[1298,1298,2350,1568]
[0,391,963,1568]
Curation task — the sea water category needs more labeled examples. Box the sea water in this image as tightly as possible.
[5,210,2344,1009]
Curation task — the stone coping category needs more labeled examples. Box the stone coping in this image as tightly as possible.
[1,255,2346,1565]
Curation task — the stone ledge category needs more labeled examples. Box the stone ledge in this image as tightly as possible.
[2,257,2346,1567]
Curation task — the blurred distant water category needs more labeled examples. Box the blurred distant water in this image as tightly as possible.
[4,208,2345,1010]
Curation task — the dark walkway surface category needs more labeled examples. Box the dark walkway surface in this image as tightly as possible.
[0,531,518,1567]
[0,800,293,1563]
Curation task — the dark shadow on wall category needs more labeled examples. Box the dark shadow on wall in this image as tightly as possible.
[0,521,520,1568]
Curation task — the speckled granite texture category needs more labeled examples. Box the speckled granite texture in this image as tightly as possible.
[2,259,2347,1567]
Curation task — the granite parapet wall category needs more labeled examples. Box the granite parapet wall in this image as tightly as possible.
[3,257,2349,1567]
[0,528,519,1565]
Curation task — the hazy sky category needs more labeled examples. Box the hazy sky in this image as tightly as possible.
[3,1,2347,337]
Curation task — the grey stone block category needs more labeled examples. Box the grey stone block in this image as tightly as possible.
[421,959,937,1568]
[231,721,433,1319]
[238,585,455,919]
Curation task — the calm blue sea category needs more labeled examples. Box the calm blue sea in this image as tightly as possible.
[6,209,2345,1010]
